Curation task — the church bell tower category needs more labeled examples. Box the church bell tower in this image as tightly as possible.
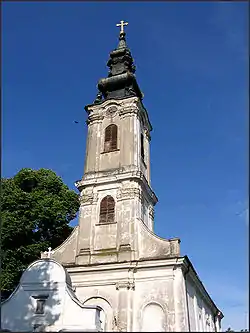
[74,22,159,265]
[49,21,180,267]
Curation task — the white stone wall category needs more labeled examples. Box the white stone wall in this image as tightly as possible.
[185,274,221,332]
[1,260,101,332]
[132,264,176,332]
[66,258,196,332]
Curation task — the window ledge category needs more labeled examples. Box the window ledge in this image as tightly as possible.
[34,313,46,317]
[96,221,117,226]
[101,149,120,154]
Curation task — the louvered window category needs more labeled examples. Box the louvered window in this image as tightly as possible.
[104,125,117,152]
[99,195,115,224]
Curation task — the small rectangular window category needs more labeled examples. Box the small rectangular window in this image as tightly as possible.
[35,299,46,314]
[32,295,49,315]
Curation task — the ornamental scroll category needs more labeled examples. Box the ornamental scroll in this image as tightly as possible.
[80,192,98,205]
[119,107,138,119]
[105,105,118,118]
[87,113,104,125]
[116,188,141,201]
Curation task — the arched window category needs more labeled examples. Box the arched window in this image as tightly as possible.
[99,196,115,224]
[104,125,117,152]
[83,297,113,331]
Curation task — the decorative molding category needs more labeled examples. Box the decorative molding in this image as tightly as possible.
[115,281,135,290]
[116,188,141,201]
[118,106,138,118]
[73,281,117,288]
[149,206,155,219]
[80,193,94,205]
[80,192,98,205]
[135,276,173,283]
[95,221,117,226]
[88,98,134,113]
[78,248,91,255]
[76,167,158,205]
[105,105,118,117]
[118,244,131,252]
[87,113,104,125]
[169,239,180,256]
[120,97,138,106]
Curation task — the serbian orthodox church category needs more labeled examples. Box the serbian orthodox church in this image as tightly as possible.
[1,21,223,332]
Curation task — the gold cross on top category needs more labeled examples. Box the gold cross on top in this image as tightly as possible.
[116,20,128,34]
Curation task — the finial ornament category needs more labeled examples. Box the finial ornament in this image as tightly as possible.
[116,20,128,34]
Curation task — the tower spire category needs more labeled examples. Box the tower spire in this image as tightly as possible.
[93,20,143,104]
[117,31,127,49]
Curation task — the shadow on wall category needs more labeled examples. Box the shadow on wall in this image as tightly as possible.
[1,259,63,332]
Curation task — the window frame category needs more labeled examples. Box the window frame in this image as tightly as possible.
[104,124,118,153]
[32,295,49,315]
[99,195,115,224]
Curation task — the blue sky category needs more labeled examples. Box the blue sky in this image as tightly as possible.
[2,1,248,330]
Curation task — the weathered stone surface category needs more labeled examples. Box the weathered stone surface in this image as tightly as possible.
[46,227,79,265]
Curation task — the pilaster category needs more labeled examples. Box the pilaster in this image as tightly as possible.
[116,281,135,332]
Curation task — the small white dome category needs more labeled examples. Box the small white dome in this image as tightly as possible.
[20,259,72,287]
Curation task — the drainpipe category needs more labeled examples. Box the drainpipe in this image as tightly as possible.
[184,263,191,332]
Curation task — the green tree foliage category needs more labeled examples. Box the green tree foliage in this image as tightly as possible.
[0,168,80,300]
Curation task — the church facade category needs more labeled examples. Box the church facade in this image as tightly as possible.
[45,24,223,332]
[2,23,223,332]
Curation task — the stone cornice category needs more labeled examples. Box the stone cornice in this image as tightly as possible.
[85,96,139,114]
[65,257,181,273]
[75,168,158,205]
[84,96,152,133]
